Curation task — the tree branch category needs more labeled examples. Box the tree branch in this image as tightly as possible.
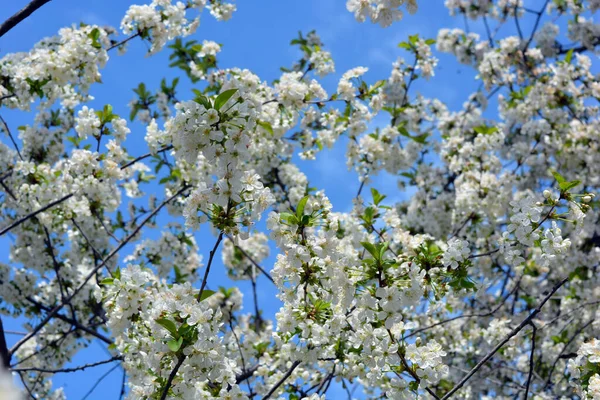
[159,355,186,400]
[0,193,74,237]
[0,0,52,38]
[224,233,274,284]
[197,231,223,301]
[0,317,11,369]
[524,322,536,399]
[263,360,301,400]
[441,276,569,399]
[11,356,121,373]
[9,185,189,359]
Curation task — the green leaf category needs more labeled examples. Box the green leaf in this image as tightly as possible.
[257,120,274,135]
[156,318,179,339]
[551,170,566,184]
[565,48,574,64]
[214,89,238,110]
[167,336,183,352]
[398,42,412,50]
[559,180,581,192]
[412,133,429,144]
[361,241,379,260]
[370,188,386,206]
[193,91,212,109]
[315,139,323,151]
[425,38,436,45]
[199,289,216,302]
[129,105,138,122]
[100,278,114,285]
[280,212,298,225]
[87,28,102,49]
[379,242,389,260]
[296,195,309,219]
[473,125,498,135]
[409,34,419,45]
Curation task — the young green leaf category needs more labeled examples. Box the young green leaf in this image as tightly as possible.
[167,336,183,352]
[199,289,216,302]
[214,89,238,110]
[296,195,309,219]
[559,180,581,192]
[361,242,379,260]
[565,48,574,64]
[551,170,566,184]
[156,318,179,339]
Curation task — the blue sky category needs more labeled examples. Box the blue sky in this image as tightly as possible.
[0,0,549,398]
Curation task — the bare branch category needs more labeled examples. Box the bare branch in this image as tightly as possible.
[0,193,74,237]
[524,322,537,399]
[263,360,301,400]
[224,233,274,284]
[0,114,23,161]
[159,355,186,400]
[9,185,189,358]
[11,356,121,374]
[0,0,52,38]
[197,231,224,302]
[0,317,11,369]
[81,363,120,400]
[441,276,569,399]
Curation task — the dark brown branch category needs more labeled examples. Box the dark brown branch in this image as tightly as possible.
[263,360,301,400]
[159,355,186,400]
[405,280,519,339]
[81,364,120,400]
[524,322,536,399]
[11,356,121,373]
[0,317,10,369]
[25,297,113,345]
[107,32,140,51]
[0,0,52,38]
[0,114,23,161]
[224,233,274,284]
[0,193,74,237]
[120,145,173,170]
[236,364,259,384]
[543,318,595,389]
[9,185,189,358]
[441,276,569,399]
[197,231,224,302]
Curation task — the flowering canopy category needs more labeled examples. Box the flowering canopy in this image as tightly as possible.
[0,0,599,399]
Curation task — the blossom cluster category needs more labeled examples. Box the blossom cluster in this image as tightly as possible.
[1,0,600,399]
[346,0,418,27]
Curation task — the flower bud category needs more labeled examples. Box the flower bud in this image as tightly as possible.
[543,190,551,199]
[583,195,592,203]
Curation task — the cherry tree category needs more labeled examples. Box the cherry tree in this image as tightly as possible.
[0,0,599,399]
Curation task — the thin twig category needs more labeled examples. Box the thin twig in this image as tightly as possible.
[197,231,224,302]
[81,364,120,400]
[9,186,189,358]
[224,234,274,284]
[523,322,536,399]
[0,114,23,161]
[107,32,141,51]
[120,145,173,170]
